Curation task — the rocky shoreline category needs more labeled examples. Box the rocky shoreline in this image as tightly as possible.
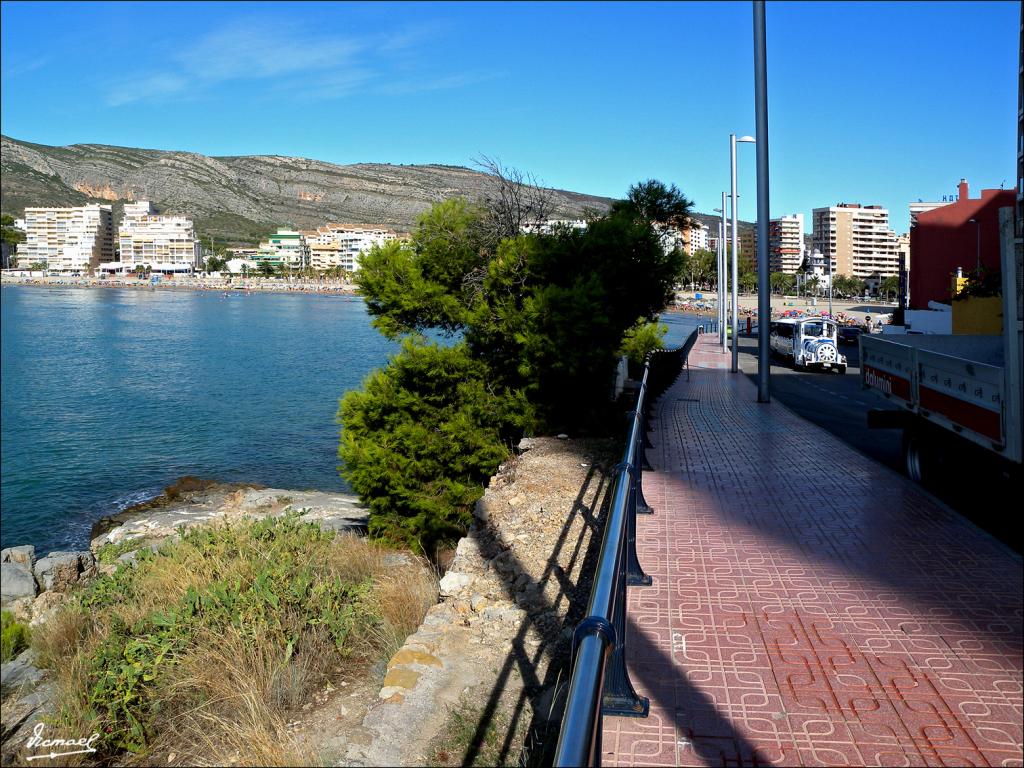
[1,477,367,621]
[1,478,368,761]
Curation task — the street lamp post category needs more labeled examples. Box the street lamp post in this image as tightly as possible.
[730,134,756,373]
[718,192,728,352]
[753,0,771,403]
[714,213,723,343]
[828,252,833,317]
[717,221,724,346]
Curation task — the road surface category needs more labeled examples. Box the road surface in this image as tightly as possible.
[729,333,1018,552]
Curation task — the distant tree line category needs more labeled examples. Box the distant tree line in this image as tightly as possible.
[1,214,25,267]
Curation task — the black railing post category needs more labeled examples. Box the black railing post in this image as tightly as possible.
[601,525,650,717]
[623,459,652,586]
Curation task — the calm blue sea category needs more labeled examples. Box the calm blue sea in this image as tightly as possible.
[0,286,400,553]
[0,285,708,554]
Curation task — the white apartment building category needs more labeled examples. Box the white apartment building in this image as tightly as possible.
[811,203,901,279]
[20,204,115,273]
[255,229,310,270]
[768,213,805,273]
[684,222,709,255]
[110,201,201,274]
[307,224,398,272]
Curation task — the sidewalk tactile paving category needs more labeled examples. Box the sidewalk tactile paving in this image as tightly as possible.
[602,334,1023,767]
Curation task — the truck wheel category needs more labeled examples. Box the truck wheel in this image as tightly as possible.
[903,430,926,483]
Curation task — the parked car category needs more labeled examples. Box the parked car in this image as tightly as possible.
[837,326,863,345]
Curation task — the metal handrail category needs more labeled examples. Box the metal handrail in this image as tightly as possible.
[554,328,698,767]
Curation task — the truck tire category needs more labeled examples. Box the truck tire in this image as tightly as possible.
[902,426,951,488]
[903,430,927,483]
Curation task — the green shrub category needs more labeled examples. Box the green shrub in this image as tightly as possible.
[339,338,520,555]
[1,609,31,662]
[618,318,668,364]
[94,538,150,565]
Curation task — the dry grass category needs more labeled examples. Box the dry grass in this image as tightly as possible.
[366,559,440,660]
[136,627,322,767]
[29,516,438,767]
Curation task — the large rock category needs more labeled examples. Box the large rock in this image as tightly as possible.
[91,486,369,551]
[0,563,37,605]
[437,571,472,598]
[32,551,94,593]
[1,652,43,698]
[0,546,35,569]
[28,591,68,629]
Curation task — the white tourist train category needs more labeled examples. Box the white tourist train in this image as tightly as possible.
[769,316,847,374]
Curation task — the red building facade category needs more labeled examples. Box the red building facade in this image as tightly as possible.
[909,180,1015,309]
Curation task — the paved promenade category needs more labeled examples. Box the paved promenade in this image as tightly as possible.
[603,333,1023,767]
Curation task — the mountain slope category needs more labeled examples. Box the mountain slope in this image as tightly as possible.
[1,135,617,244]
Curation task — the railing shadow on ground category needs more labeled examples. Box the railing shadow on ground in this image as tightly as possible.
[453,445,619,767]
[451,332,703,767]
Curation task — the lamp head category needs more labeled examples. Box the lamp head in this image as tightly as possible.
[737,135,756,143]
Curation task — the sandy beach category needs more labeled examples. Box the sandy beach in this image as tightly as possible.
[0,273,360,295]
[671,290,897,325]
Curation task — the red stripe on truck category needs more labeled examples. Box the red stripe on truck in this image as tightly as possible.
[863,365,912,401]
[918,386,1003,442]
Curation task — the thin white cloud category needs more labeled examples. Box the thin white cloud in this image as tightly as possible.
[1,55,49,80]
[107,74,188,107]
[374,71,504,96]
[104,16,491,107]
[181,21,364,82]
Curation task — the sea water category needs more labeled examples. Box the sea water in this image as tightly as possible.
[1,286,398,552]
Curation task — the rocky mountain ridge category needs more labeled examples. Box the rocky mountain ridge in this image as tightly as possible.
[1,135,617,244]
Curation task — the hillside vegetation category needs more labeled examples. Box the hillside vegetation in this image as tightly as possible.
[24,514,436,766]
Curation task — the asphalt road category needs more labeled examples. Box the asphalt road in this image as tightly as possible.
[730,333,1019,553]
[732,334,903,472]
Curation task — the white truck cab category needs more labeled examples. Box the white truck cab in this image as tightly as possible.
[770,317,847,373]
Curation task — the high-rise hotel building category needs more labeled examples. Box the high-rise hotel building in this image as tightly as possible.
[811,203,901,278]
[115,201,201,273]
[20,204,115,272]
[768,213,805,273]
[305,224,399,272]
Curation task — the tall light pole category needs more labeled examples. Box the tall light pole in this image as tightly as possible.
[717,193,727,351]
[754,0,771,403]
[730,134,755,373]
[828,252,833,317]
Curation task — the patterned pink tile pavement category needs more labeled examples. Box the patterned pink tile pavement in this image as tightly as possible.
[602,334,1023,767]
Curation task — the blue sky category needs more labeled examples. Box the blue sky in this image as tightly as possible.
[0,1,1017,233]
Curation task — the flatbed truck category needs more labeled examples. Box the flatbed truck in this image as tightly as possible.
[860,208,1023,483]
